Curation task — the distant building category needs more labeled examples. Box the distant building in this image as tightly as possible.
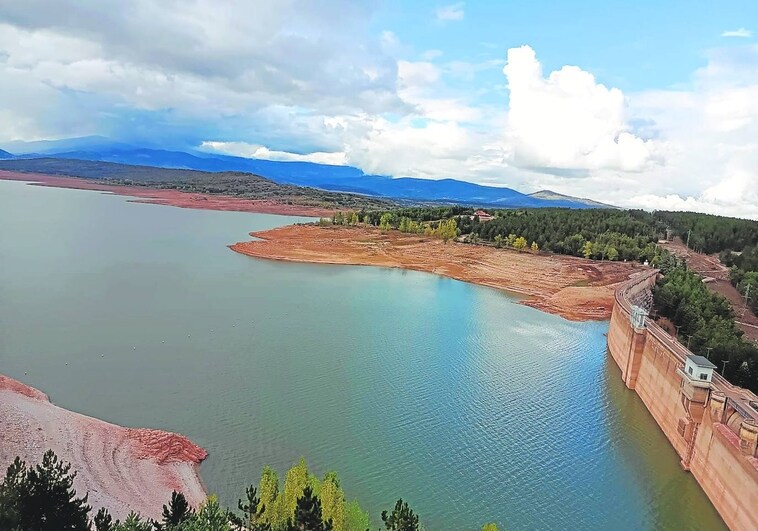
[472,210,494,222]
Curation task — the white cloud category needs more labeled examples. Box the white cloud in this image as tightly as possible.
[0,2,405,139]
[502,45,658,172]
[435,3,465,22]
[2,2,758,219]
[200,141,347,165]
[421,49,443,61]
[722,28,752,38]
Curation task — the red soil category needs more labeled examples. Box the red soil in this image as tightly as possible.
[0,374,49,401]
[231,224,643,321]
[127,429,208,465]
[0,374,207,520]
[0,170,333,217]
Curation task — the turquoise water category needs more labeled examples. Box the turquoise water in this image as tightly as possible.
[0,180,725,530]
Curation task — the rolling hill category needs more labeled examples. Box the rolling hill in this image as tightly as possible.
[1,138,607,209]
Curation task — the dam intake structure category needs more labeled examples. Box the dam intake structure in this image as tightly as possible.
[607,270,758,531]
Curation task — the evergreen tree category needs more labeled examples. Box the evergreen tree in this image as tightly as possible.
[94,508,114,531]
[0,457,23,529]
[0,450,91,531]
[230,485,270,531]
[114,512,152,531]
[185,496,230,531]
[286,486,332,531]
[158,491,194,529]
[381,499,419,531]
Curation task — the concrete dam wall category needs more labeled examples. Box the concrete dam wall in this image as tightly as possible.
[607,270,758,531]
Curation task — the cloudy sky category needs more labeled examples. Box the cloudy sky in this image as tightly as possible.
[1,1,758,218]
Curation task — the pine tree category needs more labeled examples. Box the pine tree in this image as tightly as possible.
[115,512,152,531]
[286,486,332,531]
[231,485,270,531]
[0,450,91,531]
[160,491,193,528]
[192,496,231,531]
[381,499,419,531]
[93,508,114,531]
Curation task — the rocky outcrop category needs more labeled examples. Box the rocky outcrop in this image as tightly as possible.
[0,374,208,521]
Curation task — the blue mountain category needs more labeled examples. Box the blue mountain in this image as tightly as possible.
[3,138,604,209]
[0,148,13,159]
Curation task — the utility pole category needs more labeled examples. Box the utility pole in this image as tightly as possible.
[705,346,713,360]
[721,359,729,375]
[686,229,691,249]
[675,325,682,338]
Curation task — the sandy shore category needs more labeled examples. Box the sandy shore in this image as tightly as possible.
[0,374,207,521]
[0,170,333,218]
[231,224,644,321]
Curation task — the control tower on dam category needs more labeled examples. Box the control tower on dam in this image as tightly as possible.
[607,270,758,531]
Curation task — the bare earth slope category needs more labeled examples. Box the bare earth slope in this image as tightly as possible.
[231,225,643,321]
[0,374,207,521]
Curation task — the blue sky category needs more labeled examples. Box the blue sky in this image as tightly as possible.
[385,1,754,82]
[1,1,757,217]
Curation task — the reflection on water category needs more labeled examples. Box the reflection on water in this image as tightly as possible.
[0,181,726,530]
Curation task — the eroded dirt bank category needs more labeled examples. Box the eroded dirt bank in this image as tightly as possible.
[0,374,207,521]
[231,224,643,321]
[0,170,333,217]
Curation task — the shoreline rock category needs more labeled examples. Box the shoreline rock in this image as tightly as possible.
[0,374,208,521]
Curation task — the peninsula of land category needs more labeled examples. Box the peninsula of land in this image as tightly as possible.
[0,374,208,521]
[231,224,643,321]
[0,170,335,218]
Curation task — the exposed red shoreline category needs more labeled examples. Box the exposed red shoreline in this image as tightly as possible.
[231,224,644,321]
[0,170,333,217]
[0,374,208,521]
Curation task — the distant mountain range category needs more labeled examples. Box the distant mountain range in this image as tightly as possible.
[527,190,615,209]
[0,148,13,159]
[0,137,613,209]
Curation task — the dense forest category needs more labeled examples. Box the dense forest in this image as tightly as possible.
[0,451,501,531]
[354,205,758,265]
[653,259,758,393]
[356,207,667,262]
[655,211,758,254]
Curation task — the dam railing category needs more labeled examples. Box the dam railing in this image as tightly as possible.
[614,269,758,421]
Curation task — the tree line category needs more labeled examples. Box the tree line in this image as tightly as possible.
[0,451,501,531]
[653,259,758,393]
[656,211,758,254]
[345,207,666,262]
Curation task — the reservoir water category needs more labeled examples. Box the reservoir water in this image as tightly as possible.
[0,180,726,530]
